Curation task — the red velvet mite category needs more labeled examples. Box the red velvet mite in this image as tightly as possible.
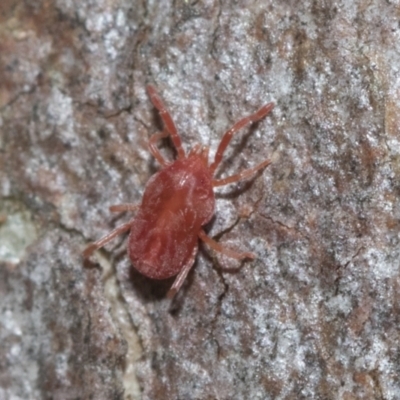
[83,85,274,298]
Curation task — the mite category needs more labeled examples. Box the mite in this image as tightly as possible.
[83,85,274,298]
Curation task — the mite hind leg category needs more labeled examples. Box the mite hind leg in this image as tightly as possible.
[83,220,133,258]
[167,245,198,299]
[198,229,255,260]
[109,204,140,213]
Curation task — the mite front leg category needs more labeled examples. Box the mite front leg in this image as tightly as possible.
[147,85,186,159]
[210,102,274,174]
[213,159,271,187]
[149,129,172,167]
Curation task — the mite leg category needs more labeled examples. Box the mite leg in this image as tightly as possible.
[147,85,186,159]
[167,245,198,299]
[149,129,171,167]
[198,229,255,260]
[109,204,140,213]
[83,221,132,258]
[213,159,271,187]
[210,102,274,174]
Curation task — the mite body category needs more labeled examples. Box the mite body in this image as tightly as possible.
[129,155,214,280]
[84,85,274,297]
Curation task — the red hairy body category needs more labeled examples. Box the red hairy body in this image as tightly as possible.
[129,156,214,279]
[84,85,273,297]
